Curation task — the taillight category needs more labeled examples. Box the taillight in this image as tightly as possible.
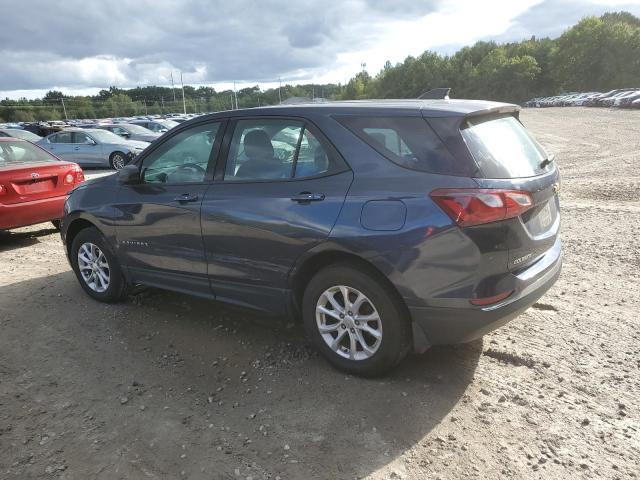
[0,184,6,196]
[430,189,533,227]
[63,166,85,185]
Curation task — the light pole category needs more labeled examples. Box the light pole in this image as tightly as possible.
[60,97,68,121]
[180,72,186,115]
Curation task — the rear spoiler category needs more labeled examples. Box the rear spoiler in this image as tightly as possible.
[418,88,451,100]
[465,104,520,120]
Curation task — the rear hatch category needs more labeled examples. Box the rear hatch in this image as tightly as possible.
[459,112,560,272]
[0,141,82,205]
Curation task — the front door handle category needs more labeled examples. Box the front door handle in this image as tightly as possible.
[173,193,199,203]
[291,192,325,203]
[74,146,80,150]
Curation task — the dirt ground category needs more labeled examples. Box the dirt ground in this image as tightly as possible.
[1,107,638,480]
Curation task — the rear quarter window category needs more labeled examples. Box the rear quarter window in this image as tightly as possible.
[336,116,471,176]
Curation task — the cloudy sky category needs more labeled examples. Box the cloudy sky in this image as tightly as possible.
[1,0,639,99]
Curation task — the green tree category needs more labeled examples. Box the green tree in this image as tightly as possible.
[551,14,640,91]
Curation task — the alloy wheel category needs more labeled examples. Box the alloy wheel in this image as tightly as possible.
[111,154,125,170]
[77,242,110,293]
[315,285,383,360]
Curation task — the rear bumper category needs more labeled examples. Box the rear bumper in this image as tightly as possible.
[410,240,562,346]
[0,195,66,230]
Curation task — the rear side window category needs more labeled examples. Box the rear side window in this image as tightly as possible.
[51,132,72,143]
[461,114,548,178]
[337,116,465,175]
[224,119,341,182]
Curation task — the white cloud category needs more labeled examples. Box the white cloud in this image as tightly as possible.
[0,0,638,99]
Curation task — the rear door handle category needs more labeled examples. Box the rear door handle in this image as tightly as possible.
[291,192,325,203]
[74,146,80,150]
[173,193,199,203]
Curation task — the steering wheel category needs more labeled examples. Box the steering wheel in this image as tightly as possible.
[166,162,206,183]
[174,163,206,174]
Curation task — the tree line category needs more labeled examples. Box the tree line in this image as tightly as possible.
[1,11,638,123]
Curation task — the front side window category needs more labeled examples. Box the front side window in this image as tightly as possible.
[73,132,93,144]
[224,119,337,182]
[140,122,220,184]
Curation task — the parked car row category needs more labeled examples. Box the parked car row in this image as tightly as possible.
[525,88,640,108]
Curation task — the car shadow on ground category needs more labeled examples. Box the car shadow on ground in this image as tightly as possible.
[0,271,481,479]
[0,226,59,253]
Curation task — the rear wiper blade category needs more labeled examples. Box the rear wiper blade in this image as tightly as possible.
[539,153,555,169]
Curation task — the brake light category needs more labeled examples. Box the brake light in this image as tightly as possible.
[430,189,533,227]
[63,166,85,185]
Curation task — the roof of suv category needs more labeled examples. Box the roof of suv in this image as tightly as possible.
[203,99,519,119]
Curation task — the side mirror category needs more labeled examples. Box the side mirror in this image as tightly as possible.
[121,132,131,138]
[117,164,140,184]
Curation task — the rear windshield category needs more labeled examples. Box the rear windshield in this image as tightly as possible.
[4,129,42,142]
[0,141,56,165]
[461,114,549,178]
[337,116,471,175]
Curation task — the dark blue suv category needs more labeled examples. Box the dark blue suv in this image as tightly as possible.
[61,99,561,376]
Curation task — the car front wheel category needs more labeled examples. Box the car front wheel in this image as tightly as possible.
[70,227,128,302]
[303,265,411,376]
[109,151,127,170]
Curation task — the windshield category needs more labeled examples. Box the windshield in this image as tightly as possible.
[461,114,549,178]
[87,129,125,143]
[0,140,56,165]
[4,129,42,142]
[123,124,155,134]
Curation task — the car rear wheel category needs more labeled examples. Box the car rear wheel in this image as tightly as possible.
[303,265,411,377]
[109,152,127,170]
[70,227,128,302]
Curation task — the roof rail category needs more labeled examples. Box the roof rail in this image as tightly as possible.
[418,88,451,100]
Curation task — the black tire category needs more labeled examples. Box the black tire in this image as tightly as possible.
[302,264,411,377]
[109,151,127,170]
[70,227,128,303]
[51,220,61,230]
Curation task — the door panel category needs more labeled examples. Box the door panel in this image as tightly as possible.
[114,183,212,294]
[201,171,353,313]
[71,132,102,165]
[113,121,224,296]
[47,132,73,161]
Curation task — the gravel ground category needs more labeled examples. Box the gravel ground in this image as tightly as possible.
[0,107,638,479]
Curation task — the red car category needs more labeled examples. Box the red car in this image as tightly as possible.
[0,138,84,230]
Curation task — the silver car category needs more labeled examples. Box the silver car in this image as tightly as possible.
[96,123,160,143]
[36,128,149,170]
